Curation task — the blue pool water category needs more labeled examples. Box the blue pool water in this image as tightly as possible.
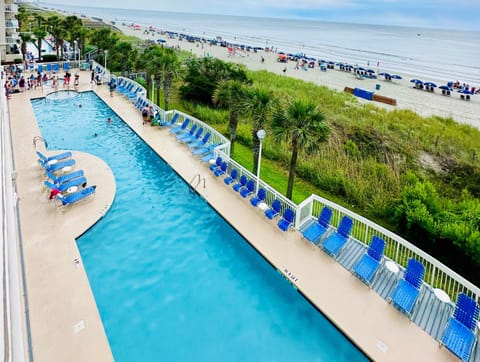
[32,92,368,362]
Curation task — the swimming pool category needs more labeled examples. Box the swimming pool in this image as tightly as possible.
[32,92,368,361]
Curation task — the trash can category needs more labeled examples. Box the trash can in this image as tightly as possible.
[375,84,381,90]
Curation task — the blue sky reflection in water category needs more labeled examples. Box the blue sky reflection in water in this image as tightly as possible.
[31,92,368,362]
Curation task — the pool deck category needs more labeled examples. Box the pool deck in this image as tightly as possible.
[8,74,459,361]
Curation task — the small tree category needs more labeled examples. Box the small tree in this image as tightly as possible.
[242,88,277,174]
[213,80,248,155]
[272,99,330,200]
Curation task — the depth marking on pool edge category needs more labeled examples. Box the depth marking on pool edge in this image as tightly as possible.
[281,266,299,284]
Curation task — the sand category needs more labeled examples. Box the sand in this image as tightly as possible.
[116,23,480,129]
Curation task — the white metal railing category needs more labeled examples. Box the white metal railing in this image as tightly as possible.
[297,194,480,301]
[1,67,28,361]
[215,149,297,218]
[173,110,231,155]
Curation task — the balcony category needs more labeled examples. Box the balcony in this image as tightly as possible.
[5,37,19,45]
[5,20,19,29]
[5,4,19,12]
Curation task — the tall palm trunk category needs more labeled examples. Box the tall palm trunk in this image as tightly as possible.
[229,112,239,155]
[287,139,298,200]
[37,39,42,61]
[163,76,171,111]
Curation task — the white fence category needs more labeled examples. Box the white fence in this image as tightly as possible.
[297,194,480,301]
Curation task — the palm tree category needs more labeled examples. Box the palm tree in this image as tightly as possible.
[159,48,181,111]
[242,88,276,174]
[271,99,330,200]
[32,15,47,61]
[212,80,247,155]
[19,32,33,61]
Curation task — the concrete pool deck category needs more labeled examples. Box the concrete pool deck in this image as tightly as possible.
[8,74,458,361]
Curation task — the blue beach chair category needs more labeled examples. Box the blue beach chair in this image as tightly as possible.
[183,127,203,144]
[302,206,332,245]
[224,169,238,185]
[389,258,425,319]
[239,180,255,198]
[193,143,218,156]
[213,162,228,177]
[46,170,84,185]
[170,118,189,135]
[321,216,353,258]
[278,208,295,231]
[44,176,87,193]
[352,235,386,286]
[209,157,223,171]
[161,113,179,127]
[232,175,247,192]
[265,199,282,219]
[37,151,72,163]
[189,132,210,149]
[39,158,75,173]
[250,188,266,207]
[55,185,96,207]
[177,124,197,141]
[441,293,479,362]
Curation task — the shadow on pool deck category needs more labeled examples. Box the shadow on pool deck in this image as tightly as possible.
[8,73,458,362]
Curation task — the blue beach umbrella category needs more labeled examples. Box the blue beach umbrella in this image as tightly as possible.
[391,74,402,80]
[378,72,389,76]
[424,81,437,87]
[458,89,473,95]
[410,79,423,84]
[439,85,451,90]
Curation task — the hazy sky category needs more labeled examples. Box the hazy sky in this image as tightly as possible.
[42,0,480,31]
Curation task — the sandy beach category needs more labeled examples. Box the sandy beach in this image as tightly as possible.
[116,23,480,129]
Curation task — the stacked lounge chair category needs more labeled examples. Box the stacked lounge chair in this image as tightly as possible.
[55,185,97,207]
[37,151,72,163]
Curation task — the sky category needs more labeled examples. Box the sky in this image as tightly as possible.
[40,0,480,31]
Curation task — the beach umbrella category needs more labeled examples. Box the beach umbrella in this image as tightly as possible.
[424,82,437,87]
[367,69,375,73]
[378,72,389,76]
[328,61,335,65]
[458,89,473,95]
[439,85,451,90]
[410,79,423,84]
[391,74,402,79]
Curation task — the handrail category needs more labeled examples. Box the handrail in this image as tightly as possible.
[188,174,206,192]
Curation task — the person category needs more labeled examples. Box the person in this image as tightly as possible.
[142,106,149,125]
[282,67,287,74]
[90,70,95,84]
[51,73,58,90]
[109,79,116,96]
[74,73,79,88]
[261,56,265,63]
[107,117,112,123]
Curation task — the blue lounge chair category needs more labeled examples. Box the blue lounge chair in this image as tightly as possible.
[209,157,223,171]
[389,258,425,318]
[278,208,295,231]
[233,175,247,192]
[213,162,228,177]
[37,151,72,163]
[52,63,59,72]
[193,143,218,156]
[46,63,52,72]
[170,118,189,135]
[161,113,180,127]
[183,127,203,144]
[441,293,479,362]
[321,216,353,258]
[63,63,70,71]
[55,185,96,207]
[250,188,266,207]
[189,132,211,149]
[39,158,75,172]
[177,124,197,141]
[37,64,43,73]
[201,152,215,163]
[44,176,87,193]
[302,206,332,244]
[239,180,255,198]
[352,235,386,286]
[224,169,238,185]
[265,199,282,219]
[46,170,84,185]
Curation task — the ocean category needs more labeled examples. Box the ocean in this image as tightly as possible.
[42,3,480,85]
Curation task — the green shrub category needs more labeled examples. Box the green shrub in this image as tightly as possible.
[41,54,58,62]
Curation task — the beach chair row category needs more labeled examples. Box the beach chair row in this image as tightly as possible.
[302,205,479,362]
[37,151,96,207]
[36,63,71,74]
[208,155,297,232]
[116,78,143,101]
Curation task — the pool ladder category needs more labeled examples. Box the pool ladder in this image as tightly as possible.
[189,174,206,193]
[33,136,48,149]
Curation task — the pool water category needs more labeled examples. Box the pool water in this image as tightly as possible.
[32,92,368,362]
